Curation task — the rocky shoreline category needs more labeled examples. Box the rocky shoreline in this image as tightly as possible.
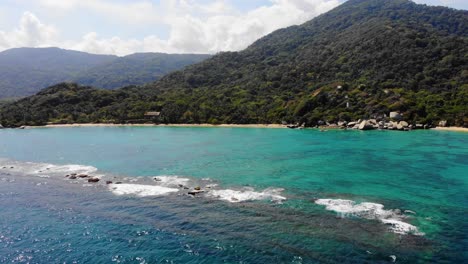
[1,121,466,132]
[313,119,432,131]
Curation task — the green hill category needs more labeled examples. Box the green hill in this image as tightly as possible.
[0,48,116,99]
[0,48,210,99]
[1,0,467,127]
[72,53,212,89]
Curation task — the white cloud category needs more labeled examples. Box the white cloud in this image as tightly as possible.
[0,11,58,51]
[38,0,161,24]
[0,0,341,55]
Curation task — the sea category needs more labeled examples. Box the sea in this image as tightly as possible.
[0,126,466,263]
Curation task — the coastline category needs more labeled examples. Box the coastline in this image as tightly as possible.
[33,123,288,129]
[431,127,468,133]
[19,123,468,132]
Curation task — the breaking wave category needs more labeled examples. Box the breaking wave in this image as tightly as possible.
[207,187,286,203]
[315,199,424,236]
[109,183,179,197]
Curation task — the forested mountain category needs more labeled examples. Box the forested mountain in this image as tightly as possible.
[1,0,467,127]
[0,48,210,99]
[73,53,211,89]
[0,48,116,98]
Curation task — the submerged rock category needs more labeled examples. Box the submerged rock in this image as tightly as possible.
[188,190,205,195]
[88,177,100,183]
[106,181,113,184]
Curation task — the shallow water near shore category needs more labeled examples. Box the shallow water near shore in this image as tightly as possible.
[0,127,467,263]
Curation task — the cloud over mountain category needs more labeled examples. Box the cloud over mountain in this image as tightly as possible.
[1,0,340,55]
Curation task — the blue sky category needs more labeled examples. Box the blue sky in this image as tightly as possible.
[0,0,466,55]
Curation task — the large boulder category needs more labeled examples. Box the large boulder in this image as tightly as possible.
[390,112,402,120]
[358,120,374,130]
[88,177,100,183]
[399,121,409,128]
[438,120,448,127]
[347,121,357,127]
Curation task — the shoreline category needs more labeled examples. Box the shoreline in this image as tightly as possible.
[431,127,468,133]
[18,123,468,132]
[34,123,289,129]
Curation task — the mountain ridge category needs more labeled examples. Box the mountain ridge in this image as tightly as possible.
[0,47,211,99]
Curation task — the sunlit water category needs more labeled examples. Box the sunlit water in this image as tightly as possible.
[0,127,466,263]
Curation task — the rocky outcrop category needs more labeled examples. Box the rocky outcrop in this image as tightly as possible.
[358,120,373,130]
[389,112,402,120]
[438,120,447,127]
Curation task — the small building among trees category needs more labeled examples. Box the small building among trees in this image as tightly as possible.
[144,111,161,123]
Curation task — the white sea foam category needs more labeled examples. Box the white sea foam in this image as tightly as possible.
[33,164,98,175]
[109,184,179,197]
[153,176,190,187]
[315,199,424,235]
[207,187,286,203]
[0,159,100,178]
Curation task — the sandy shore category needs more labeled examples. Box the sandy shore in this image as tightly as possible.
[432,127,468,133]
[35,123,288,129]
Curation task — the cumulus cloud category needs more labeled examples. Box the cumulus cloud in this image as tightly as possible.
[1,0,341,55]
[0,11,57,51]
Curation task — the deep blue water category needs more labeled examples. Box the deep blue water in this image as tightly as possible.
[0,127,467,263]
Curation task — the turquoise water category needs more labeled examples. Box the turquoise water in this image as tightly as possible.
[0,127,466,263]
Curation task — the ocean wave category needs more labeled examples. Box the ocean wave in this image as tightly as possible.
[109,183,179,197]
[0,158,287,205]
[315,199,423,235]
[207,187,286,203]
[0,158,99,178]
[153,176,190,187]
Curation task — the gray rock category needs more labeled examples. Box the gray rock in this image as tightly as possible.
[438,120,447,127]
[347,121,357,127]
[188,190,204,195]
[358,120,373,130]
[399,121,409,127]
[390,112,402,120]
[88,178,100,183]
